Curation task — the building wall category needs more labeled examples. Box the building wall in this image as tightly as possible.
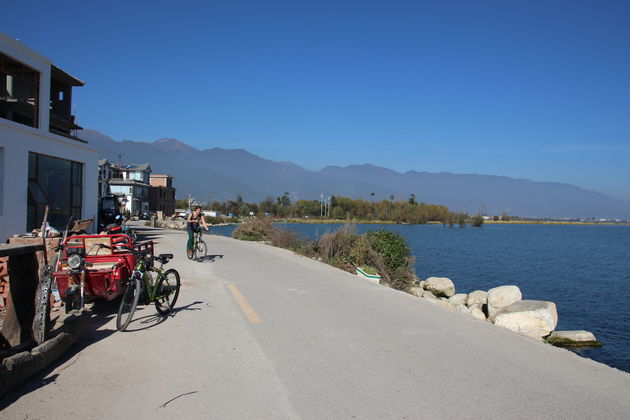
[149,186,176,215]
[150,175,171,188]
[0,121,99,241]
[0,33,99,242]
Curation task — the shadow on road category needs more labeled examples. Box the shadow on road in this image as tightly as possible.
[121,301,204,332]
[135,231,168,243]
[0,299,119,408]
[0,299,205,407]
[172,301,204,314]
[194,254,224,263]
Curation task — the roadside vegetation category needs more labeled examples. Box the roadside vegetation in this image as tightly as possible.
[233,221,417,291]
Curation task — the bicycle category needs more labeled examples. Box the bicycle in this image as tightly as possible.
[187,228,207,260]
[116,252,181,331]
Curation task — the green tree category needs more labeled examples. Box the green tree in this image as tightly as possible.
[277,192,291,207]
[259,196,275,214]
[472,214,484,227]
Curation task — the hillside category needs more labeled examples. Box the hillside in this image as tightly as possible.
[79,129,630,219]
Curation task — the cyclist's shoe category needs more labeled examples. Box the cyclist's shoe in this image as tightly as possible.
[187,249,193,258]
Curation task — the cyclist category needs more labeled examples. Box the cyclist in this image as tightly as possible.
[186,206,209,258]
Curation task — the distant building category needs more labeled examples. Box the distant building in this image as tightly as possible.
[148,174,176,216]
[97,158,122,197]
[107,163,151,216]
[0,32,98,240]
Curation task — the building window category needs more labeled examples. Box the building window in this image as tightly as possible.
[0,52,39,128]
[27,152,82,232]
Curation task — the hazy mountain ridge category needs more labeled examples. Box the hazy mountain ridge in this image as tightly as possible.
[79,129,630,219]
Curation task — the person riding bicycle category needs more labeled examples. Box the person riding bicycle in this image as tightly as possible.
[186,206,209,258]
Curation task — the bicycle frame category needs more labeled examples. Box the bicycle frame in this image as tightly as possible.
[117,251,179,331]
[194,230,203,247]
[132,258,169,303]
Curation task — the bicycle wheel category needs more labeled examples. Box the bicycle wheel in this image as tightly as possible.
[117,277,141,331]
[154,269,180,315]
[196,239,207,259]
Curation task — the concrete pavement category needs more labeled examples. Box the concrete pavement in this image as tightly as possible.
[2,225,630,419]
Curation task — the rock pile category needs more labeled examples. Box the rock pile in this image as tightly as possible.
[406,277,600,345]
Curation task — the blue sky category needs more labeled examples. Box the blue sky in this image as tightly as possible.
[4,1,630,201]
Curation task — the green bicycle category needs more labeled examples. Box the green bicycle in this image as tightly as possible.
[187,228,207,260]
[116,252,181,331]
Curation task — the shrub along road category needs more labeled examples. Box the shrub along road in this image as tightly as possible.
[2,225,630,419]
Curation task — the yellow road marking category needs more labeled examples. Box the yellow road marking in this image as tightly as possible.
[227,284,262,324]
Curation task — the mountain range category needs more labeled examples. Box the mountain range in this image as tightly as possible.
[79,129,630,219]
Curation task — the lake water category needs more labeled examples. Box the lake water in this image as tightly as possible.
[211,222,630,373]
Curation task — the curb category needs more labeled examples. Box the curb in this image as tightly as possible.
[0,308,92,397]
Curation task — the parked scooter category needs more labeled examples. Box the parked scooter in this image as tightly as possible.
[106,215,137,242]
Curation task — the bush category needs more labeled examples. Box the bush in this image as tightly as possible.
[271,227,306,251]
[232,218,276,241]
[317,223,359,260]
[366,230,410,274]
[347,234,372,267]
[367,230,415,290]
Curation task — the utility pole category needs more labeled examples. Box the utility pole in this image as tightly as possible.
[320,193,323,218]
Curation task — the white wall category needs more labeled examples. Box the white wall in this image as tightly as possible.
[0,122,99,241]
[0,33,99,242]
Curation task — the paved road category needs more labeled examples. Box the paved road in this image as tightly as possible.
[2,226,630,419]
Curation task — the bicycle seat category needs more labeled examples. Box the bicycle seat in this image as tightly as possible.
[156,253,173,264]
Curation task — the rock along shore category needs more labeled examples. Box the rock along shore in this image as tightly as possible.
[405,277,600,346]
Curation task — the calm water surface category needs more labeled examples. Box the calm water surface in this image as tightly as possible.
[212,223,630,372]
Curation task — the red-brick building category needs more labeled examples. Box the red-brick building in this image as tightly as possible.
[148,174,176,217]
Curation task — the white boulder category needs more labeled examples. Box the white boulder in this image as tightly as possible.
[448,293,468,306]
[487,285,522,317]
[424,277,455,298]
[468,304,487,321]
[455,304,471,315]
[489,300,558,339]
[466,290,488,307]
[422,290,437,300]
[426,298,456,311]
[406,286,423,297]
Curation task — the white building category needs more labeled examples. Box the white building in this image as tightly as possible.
[108,163,151,216]
[0,32,98,241]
